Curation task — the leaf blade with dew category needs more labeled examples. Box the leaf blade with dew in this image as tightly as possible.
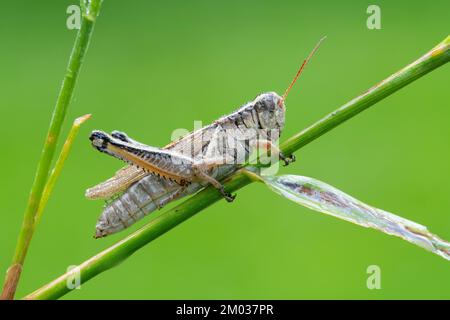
[260,174,450,261]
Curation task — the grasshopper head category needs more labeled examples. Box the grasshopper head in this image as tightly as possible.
[253,92,285,130]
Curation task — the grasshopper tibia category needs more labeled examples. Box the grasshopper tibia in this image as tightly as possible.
[250,138,296,166]
[193,169,236,202]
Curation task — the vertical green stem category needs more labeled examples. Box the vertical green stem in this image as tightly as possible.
[1,1,102,300]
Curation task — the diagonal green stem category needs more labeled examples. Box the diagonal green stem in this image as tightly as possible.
[25,36,449,300]
[1,1,103,300]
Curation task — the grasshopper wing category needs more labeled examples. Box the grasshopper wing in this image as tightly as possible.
[85,165,147,200]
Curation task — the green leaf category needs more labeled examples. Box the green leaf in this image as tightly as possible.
[261,174,450,261]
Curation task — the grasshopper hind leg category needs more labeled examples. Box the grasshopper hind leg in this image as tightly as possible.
[111,130,148,148]
[111,131,130,142]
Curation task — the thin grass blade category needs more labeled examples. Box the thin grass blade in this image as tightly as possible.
[35,114,91,225]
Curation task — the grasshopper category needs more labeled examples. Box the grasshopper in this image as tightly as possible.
[86,37,325,238]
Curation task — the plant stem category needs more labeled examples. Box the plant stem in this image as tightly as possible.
[35,114,91,226]
[25,36,449,300]
[1,1,102,300]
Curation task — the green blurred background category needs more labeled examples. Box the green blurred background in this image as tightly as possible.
[0,0,449,299]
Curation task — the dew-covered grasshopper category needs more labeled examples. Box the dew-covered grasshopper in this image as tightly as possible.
[86,37,325,238]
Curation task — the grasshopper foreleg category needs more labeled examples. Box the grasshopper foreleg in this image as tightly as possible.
[251,139,296,166]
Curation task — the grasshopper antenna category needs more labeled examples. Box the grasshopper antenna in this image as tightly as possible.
[279,36,327,107]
